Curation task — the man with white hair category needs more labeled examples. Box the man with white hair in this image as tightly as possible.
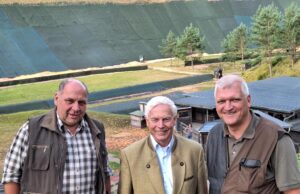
[206,74,300,194]
[118,96,208,194]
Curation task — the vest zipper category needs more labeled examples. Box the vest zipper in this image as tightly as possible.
[221,137,229,193]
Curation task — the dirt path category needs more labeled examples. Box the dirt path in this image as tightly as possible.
[106,128,149,193]
[106,128,149,150]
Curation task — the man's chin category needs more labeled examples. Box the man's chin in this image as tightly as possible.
[223,119,237,126]
[65,119,80,127]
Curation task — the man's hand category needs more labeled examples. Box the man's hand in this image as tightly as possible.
[4,182,20,194]
[284,188,300,194]
[106,176,111,194]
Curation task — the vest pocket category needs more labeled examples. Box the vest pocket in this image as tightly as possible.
[237,165,264,191]
[29,144,51,170]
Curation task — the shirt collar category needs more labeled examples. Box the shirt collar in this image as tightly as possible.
[56,113,87,133]
[150,134,175,152]
[223,111,260,140]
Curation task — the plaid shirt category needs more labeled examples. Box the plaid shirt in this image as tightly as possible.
[2,115,109,193]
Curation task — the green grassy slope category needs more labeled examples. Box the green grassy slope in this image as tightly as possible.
[0,0,298,77]
[242,57,300,81]
[0,69,187,106]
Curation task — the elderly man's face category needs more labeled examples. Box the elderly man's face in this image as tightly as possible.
[146,104,176,147]
[54,81,87,132]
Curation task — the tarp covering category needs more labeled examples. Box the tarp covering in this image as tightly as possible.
[0,74,213,114]
[0,0,297,77]
[90,91,186,114]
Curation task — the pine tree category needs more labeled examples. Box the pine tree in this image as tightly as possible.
[222,23,248,61]
[159,31,177,66]
[251,3,281,77]
[282,3,300,67]
[176,23,205,69]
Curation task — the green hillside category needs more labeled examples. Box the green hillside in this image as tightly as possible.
[242,57,300,81]
[0,0,298,77]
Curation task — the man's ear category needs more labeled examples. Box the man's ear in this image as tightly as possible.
[54,92,59,106]
[145,118,149,127]
[247,95,251,108]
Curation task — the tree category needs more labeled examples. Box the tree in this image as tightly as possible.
[282,3,300,67]
[222,32,237,62]
[222,23,248,61]
[251,3,281,77]
[159,31,177,66]
[176,23,205,69]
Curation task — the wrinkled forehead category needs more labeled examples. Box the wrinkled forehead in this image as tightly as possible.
[219,81,241,90]
[147,104,174,117]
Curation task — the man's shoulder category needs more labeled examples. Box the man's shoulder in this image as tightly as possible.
[122,136,149,153]
[209,122,224,134]
[173,135,204,157]
[89,117,104,127]
[258,117,283,130]
[257,117,287,138]
[84,114,105,132]
[28,110,53,124]
[174,135,204,159]
[30,111,48,119]
[175,134,202,149]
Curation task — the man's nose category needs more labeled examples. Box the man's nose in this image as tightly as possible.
[72,102,80,111]
[157,120,165,128]
[224,101,233,109]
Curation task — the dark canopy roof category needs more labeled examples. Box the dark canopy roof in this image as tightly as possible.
[175,76,300,114]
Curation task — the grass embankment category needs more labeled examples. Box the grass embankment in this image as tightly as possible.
[148,57,243,74]
[242,58,300,81]
[0,69,188,106]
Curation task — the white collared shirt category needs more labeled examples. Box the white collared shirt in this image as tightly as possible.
[150,135,174,194]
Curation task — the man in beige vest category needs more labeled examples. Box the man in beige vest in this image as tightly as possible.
[118,96,208,194]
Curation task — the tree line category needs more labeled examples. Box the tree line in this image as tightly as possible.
[159,3,300,77]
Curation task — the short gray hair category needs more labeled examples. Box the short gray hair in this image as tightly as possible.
[58,78,89,95]
[144,96,177,118]
[214,74,249,98]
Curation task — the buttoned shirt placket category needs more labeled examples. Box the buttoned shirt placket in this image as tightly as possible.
[57,117,98,194]
[150,135,174,194]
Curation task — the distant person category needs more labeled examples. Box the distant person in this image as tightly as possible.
[214,67,222,79]
[118,96,208,194]
[2,78,111,194]
[206,74,300,194]
[186,123,193,139]
[217,68,222,78]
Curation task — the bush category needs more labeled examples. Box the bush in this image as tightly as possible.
[221,53,237,62]
[184,56,221,66]
[271,56,284,67]
[251,57,262,66]
[243,57,262,69]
